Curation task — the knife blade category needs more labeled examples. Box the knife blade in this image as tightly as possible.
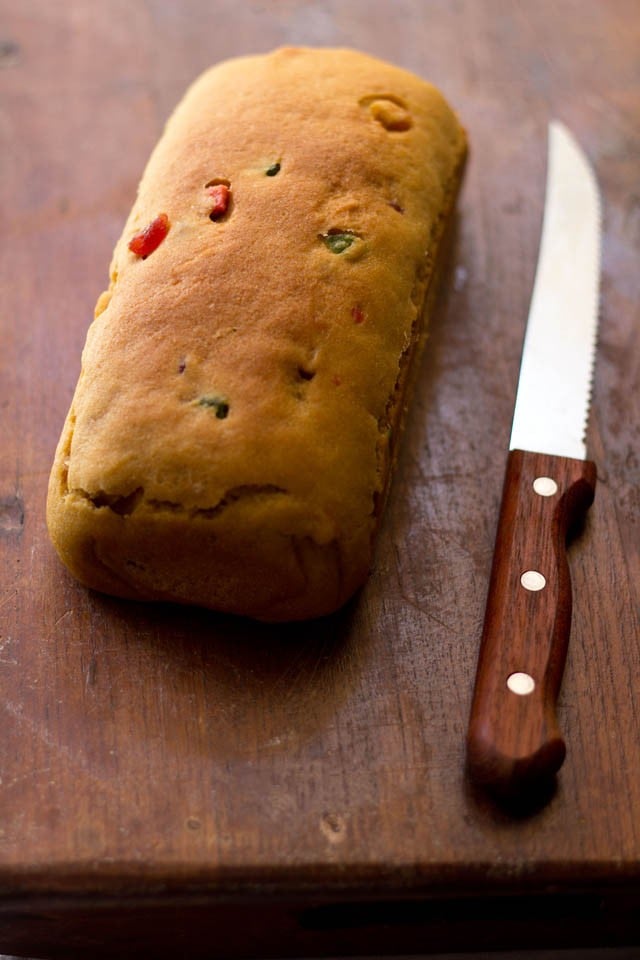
[466,122,601,796]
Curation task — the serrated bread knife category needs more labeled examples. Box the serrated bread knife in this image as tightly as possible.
[466,122,601,796]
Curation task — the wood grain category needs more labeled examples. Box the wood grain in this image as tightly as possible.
[0,0,639,956]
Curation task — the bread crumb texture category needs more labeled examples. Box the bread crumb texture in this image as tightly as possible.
[47,47,467,621]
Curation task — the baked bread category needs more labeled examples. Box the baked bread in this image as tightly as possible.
[47,47,467,621]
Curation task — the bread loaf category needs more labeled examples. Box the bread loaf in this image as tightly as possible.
[47,47,467,621]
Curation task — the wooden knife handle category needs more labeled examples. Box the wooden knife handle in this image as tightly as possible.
[466,449,596,796]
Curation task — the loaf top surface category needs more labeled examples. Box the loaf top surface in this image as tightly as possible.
[59,47,466,564]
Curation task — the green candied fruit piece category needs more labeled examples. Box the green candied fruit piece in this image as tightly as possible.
[265,162,281,176]
[196,396,229,419]
[321,231,358,254]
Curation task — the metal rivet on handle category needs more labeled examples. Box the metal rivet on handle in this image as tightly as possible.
[507,672,536,695]
[533,476,558,497]
[521,570,546,591]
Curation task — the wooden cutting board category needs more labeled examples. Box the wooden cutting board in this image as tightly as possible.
[1,1,638,956]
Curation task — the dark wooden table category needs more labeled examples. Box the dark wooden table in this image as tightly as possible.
[1,1,638,957]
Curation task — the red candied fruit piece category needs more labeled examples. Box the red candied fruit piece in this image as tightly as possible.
[351,305,365,324]
[207,183,230,220]
[128,213,170,259]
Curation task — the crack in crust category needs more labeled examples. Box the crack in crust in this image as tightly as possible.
[71,483,289,519]
[369,152,466,529]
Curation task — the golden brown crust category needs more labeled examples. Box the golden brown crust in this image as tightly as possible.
[47,47,467,621]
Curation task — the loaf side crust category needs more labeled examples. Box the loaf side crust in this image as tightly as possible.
[47,47,467,621]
